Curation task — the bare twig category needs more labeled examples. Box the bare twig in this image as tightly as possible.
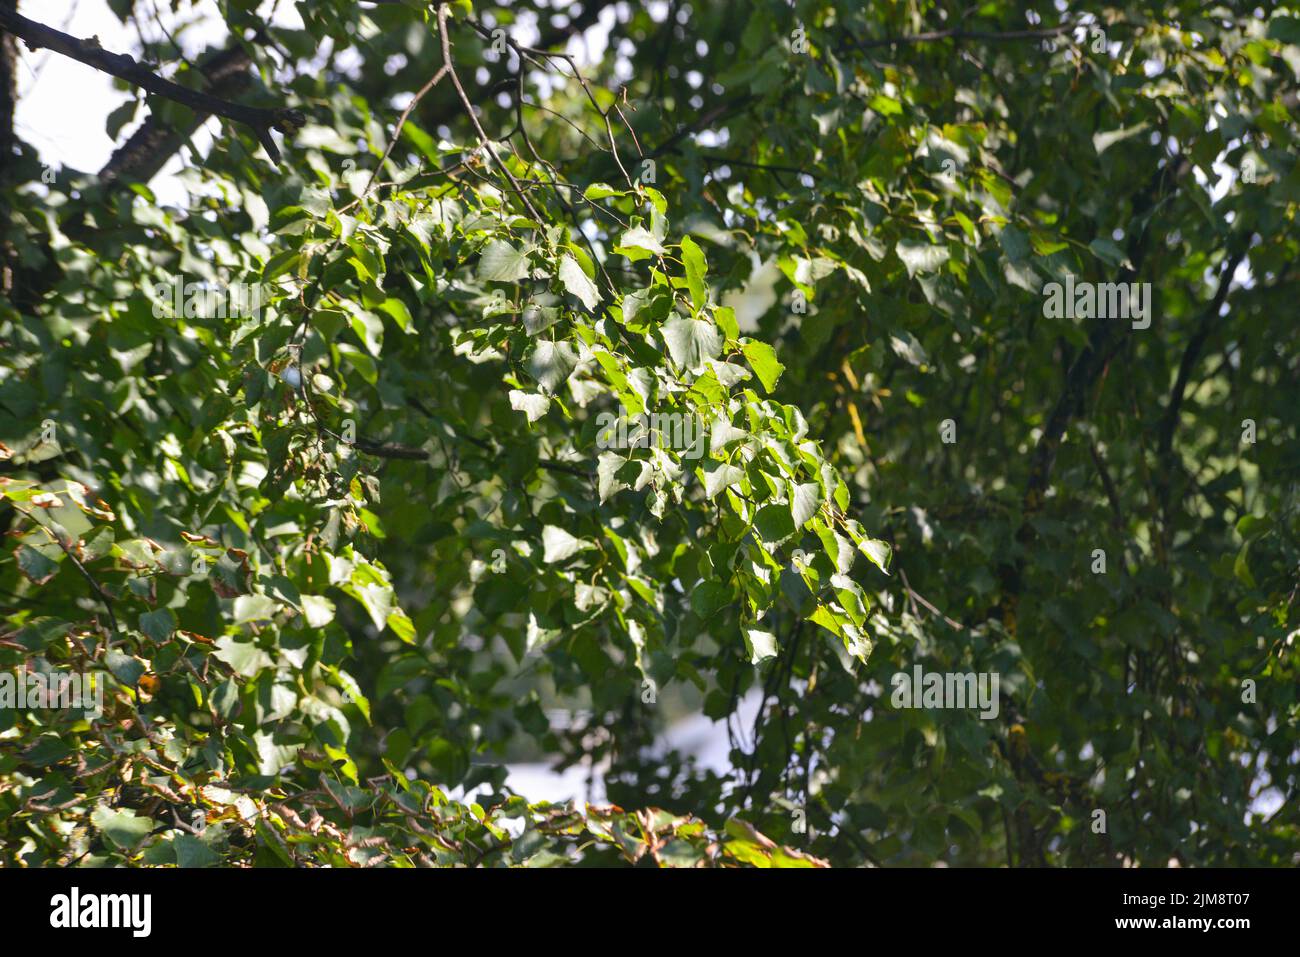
[350,63,450,207]
[436,5,544,222]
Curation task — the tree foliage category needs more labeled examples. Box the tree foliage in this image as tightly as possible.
[0,0,1297,867]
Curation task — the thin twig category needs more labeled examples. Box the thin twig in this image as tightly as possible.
[351,63,450,207]
[437,5,544,222]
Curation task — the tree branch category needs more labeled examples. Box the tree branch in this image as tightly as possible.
[1152,248,1246,533]
[0,0,17,171]
[101,0,619,185]
[435,4,545,222]
[404,397,593,478]
[15,505,121,638]
[1155,250,1246,463]
[990,151,1189,631]
[352,438,431,461]
[1088,439,1124,529]
[0,8,302,163]
[99,43,254,185]
[647,95,756,159]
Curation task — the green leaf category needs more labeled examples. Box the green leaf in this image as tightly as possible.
[542,525,588,564]
[680,235,708,307]
[527,340,579,394]
[378,297,414,331]
[704,462,745,499]
[814,523,856,575]
[91,806,155,850]
[173,833,221,867]
[858,538,892,575]
[869,92,903,116]
[479,239,531,282]
[754,503,796,546]
[558,253,600,311]
[509,389,551,423]
[15,544,59,585]
[214,636,274,677]
[999,226,1031,263]
[1235,514,1272,540]
[301,594,336,628]
[139,608,176,643]
[743,628,778,664]
[1233,544,1256,588]
[597,451,628,503]
[401,121,439,162]
[1093,122,1149,155]
[691,580,734,618]
[211,679,240,719]
[742,341,785,393]
[106,648,146,688]
[789,482,821,528]
[1089,238,1134,270]
[896,240,950,277]
[233,593,278,624]
[387,607,416,644]
[808,604,842,638]
[583,183,625,200]
[1267,16,1300,44]
[614,226,667,260]
[889,332,929,369]
[662,317,722,374]
[714,305,739,341]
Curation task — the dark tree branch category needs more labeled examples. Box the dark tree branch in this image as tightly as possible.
[1152,248,1246,532]
[352,438,432,461]
[1020,318,1127,515]
[355,433,590,477]
[648,95,756,159]
[436,5,545,222]
[0,8,302,163]
[99,43,255,185]
[1018,153,1187,518]
[536,458,593,479]
[405,397,593,478]
[1088,440,1124,529]
[1155,250,1246,463]
[0,0,20,298]
[0,0,17,170]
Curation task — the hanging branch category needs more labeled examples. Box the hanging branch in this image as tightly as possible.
[0,7,302,163]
